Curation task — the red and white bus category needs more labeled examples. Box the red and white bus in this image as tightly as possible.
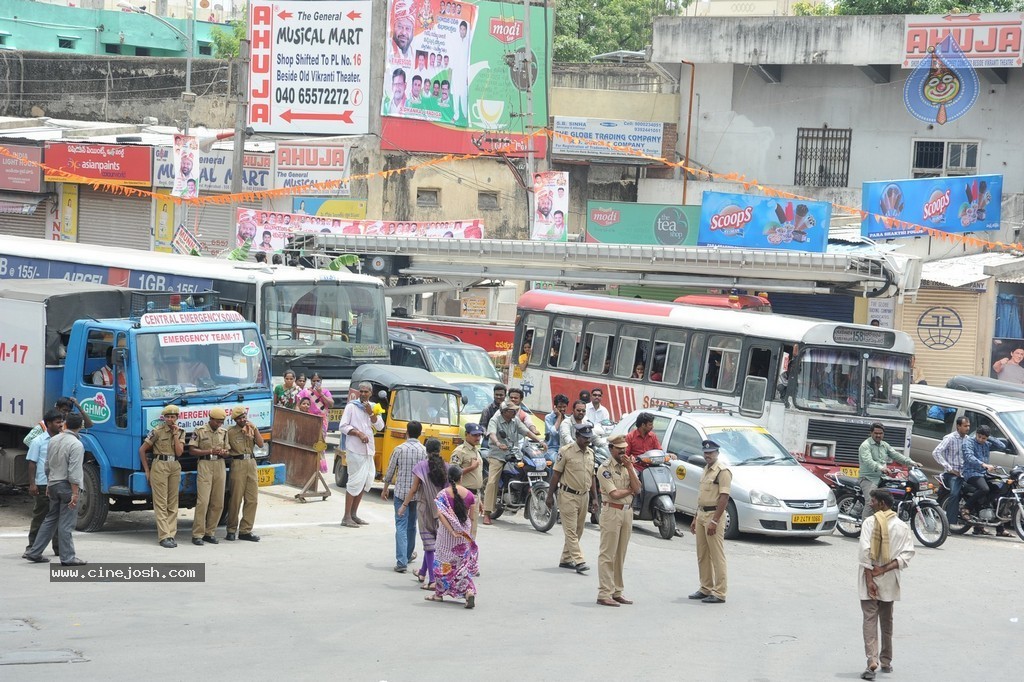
[514,290,915,479]
[388,317,514,352]
[675,293,772,312]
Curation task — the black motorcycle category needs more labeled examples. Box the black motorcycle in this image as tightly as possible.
[936,465,1024,540]
[827,467,949,548]
[489,441,557,533]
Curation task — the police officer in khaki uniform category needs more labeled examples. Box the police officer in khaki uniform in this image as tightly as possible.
[450,422,485,538]
[139,404,185,548]
[225,406,264,542]
[596,434,641,607]
[546,421,597,574]
[190,407,229,545]
[689,439,732,603]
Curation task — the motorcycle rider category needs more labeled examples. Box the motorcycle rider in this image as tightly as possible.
[961,425,1010,536]
[483,401,546,526]
[626,412,664,474]
[507,387,538,434]
[931,416,971,527]
[559,400,589,447]
[544,394,569,458]
[857,423,921,520]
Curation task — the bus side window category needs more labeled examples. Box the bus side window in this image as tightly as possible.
[704,335,741,392]
[548,317,581,371]
[746,346,774,379]
[651,329,687,385]
[520,313,548,369]
[684,332,706,388]
[614,325,651,380]
[581,321,616,375]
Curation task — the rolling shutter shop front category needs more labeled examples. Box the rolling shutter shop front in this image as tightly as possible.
[767,292,855,322]
[899,287,983,385]
[77,186,152,251]
[189,199,263,256]
[0,202,47,237]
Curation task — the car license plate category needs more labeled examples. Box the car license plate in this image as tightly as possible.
[329,408,344,423]
[658,483,672,492]
[840,467,859,477]
[527,472,546,478]
[257,468,276,487]
[792,514,823,524]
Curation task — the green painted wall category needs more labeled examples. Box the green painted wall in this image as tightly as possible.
[0,0,217,58]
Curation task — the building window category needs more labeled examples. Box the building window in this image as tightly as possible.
[416,188,440,208]
[198,42,213,56]
[105,43,121,54]
[136,47,151,57]
[478,191,499,210]
[794,127,851,187]
[912,139,978,178]
[57,36,79,50]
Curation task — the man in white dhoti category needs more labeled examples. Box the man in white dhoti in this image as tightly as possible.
[858,489,915,680]
[340,382,384,528]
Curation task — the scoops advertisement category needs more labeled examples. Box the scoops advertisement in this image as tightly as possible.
[586,201,699,246]
[380,0,551,156]
[698,191,831,253]
[861,174,1002,239]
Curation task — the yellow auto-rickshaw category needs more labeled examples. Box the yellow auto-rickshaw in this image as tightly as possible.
[333,364,464,488]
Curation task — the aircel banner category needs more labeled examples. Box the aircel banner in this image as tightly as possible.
[698,191,831,252]
[860,174,1002,239]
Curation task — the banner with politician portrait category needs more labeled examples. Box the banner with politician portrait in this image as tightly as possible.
[530,171,568,242]
[383,0,476,126]
[172,134,199,199]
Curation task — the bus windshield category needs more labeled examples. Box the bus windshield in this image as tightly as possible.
[263,282,388,364]
[137,328,268,400]
[794,347,910,416]
[426,346,500,381]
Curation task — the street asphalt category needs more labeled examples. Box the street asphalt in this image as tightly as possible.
[1,472,1021,681]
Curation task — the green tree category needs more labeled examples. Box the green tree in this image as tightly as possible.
[210,9,248,59]
[795,0,1024,14]
[554,0,689,62]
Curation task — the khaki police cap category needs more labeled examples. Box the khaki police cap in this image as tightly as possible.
[209,407,226,420]
[607,434,627,448]
[161,404,180,416]
[231,406,248,419]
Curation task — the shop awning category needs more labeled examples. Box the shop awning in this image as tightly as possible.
[0,193,45,215]
[920,252,1024,288]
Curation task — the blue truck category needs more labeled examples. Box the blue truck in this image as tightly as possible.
[0,280,283,531]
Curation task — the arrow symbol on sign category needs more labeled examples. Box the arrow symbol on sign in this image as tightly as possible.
[278,10,293,20]
[347,11,362,20]
[280,110,354,124]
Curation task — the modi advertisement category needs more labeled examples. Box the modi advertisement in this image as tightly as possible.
[236,208,484,250]
[861,174,1002,239]
[530,171,568,242]
[383,0,476,126]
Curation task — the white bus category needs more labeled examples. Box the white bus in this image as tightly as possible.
[0,235,389,422]
[514,290,916,479]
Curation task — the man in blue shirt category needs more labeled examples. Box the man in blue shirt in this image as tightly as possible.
[961,425,1007,536]
[544,394,569,458]
[25,410,64,556]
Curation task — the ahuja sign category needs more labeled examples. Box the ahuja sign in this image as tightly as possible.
[904,13,1024,68]
[275,143,351,195]
[248,1,373,134]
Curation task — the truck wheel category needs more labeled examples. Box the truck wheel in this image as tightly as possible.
[76,462,109,532]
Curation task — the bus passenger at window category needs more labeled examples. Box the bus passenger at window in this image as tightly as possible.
[632,362,645,380]
[650,358,664,383]
[514,341,532,379]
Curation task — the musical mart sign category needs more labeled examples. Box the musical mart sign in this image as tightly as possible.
[248,1,373,134]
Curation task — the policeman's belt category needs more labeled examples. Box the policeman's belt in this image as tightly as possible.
[701,505,717,512]
[198,455,222,461]
[604,502,625,510]
[153,455,177,462]
[558,484,584,495]
[232,454,255,460]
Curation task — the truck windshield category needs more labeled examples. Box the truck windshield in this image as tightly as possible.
[794,347,910,417]
[137,328,268,400]
[426,346,500,381]
[263,282,389,367]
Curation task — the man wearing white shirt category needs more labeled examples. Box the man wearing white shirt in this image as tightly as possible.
[340,382,384,528]
[585,387,611,425]
[559,400,589,448]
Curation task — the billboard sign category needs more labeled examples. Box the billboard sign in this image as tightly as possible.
[292,197,367,218]
[904,13,1024,68]
[153,147,273,193]
[380,0,552,156]
[530,171,568,242]
[698,192,831,252]
[586,201,699,246]
[552,117,664,160]
[248,1,373,134]
[0,144,44,193]
[275,143,351,196]
[44,142,153,186]
[860,174,1002,239]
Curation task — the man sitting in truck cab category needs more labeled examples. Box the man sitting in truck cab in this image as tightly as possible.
[91,347,126,391]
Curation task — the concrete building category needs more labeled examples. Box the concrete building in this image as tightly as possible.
[648,13,1024,384]
[0,0,217,57]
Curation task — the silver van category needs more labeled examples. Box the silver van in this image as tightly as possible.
[906,385,1024,477]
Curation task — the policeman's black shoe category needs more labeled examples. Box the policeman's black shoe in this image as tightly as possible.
[202,535,219,544]
[159,538,176,549]
[701,595,726,604]
[192,537,204,546]
[574,562,590,574]
[225,532,237,541]
[688,590,709,600]
[238,533,261,542]
[558,562,576,569]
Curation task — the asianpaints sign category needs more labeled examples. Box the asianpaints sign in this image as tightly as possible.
[861,174,1002,239]
[44,142,152,186]
[698,192,831,253]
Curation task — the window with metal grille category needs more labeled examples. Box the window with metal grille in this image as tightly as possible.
[912,140,978,178]
[794,127,851,187]
[57,36,78,49]
[416,188,440,207]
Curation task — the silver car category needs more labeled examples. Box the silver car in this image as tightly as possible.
[610,408,839,538]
